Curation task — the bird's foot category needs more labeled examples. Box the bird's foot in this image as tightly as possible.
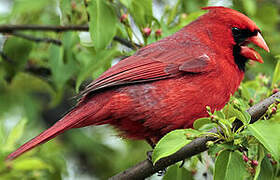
[146,151,167,176]
[157,169,167,176]
[146,150,153,162]
[179,159,185,168]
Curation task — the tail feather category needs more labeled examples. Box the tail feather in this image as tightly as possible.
[6,108,89,161]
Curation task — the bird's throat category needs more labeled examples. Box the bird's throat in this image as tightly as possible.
[233,45,248,72]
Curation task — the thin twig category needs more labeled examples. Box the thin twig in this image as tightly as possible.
[0,24,89,32]
[0,24,141,49]
[109,92,280,180]
[12,32,62,46]
[113,36,141,49]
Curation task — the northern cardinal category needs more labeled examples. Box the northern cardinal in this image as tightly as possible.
[7,6,269,160]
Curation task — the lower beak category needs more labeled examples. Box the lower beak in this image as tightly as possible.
[239,32,270,63]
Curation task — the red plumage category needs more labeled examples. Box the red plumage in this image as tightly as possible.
[6,7,269,160]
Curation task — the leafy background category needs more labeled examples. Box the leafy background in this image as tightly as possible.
[0,0,279,179]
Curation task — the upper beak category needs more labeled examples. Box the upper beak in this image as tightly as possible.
[248,32,270,52]
[239,32,270,64]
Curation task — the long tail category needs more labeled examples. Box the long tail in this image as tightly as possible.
[6,102,103,161]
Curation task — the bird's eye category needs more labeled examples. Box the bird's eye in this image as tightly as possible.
[232,27,241,36]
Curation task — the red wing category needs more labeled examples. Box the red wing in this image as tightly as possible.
[81,57,179,95]
[80,41,214,96]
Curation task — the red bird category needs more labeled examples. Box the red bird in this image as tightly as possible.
[7,7,269,160]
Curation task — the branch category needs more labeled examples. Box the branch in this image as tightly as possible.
[0,24,141,49]
[0,24,89,32]
[109,92,280,180]
[113,36,141,49]
[12,32,62,46]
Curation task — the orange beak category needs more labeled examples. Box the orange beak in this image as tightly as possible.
[240,32,270,63]
[248,32,270,52]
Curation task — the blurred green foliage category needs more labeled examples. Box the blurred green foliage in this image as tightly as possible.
[0,0,279,179]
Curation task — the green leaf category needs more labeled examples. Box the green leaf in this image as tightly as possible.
[10,72,55,101]
[167,0,181,26]
[129,0,153,27]
[119,0,131,7]
[214,111,225,119]
[163,164,194,180]
[223,104,250,125]
[3,37,33,72]
[152,129,200,164]
[193,118,211,130]
[0,121,5,146]
[4,118,27,152]
[242,0,257,16]
[214,150,249,180]
[88,0,118,50]
[257,157,274,180]
[10,0,55,16]
[59,0,72,24]
[49,43,77,90]
[271,58,280,88]
[240,84,251,100]
[75,48,121,92]
[177,11,205,29]
[253,145,265,180]
[13,157,53,171]
[248,120,280,160]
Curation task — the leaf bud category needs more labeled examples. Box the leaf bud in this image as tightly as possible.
[272,88,279,94]
[155,29,162,37]
[271,107,277,114]
[251,160,258,167]
[242,154,249,162]
[206,141,214,147]
[142,27,152,37]
[120,14,128,23]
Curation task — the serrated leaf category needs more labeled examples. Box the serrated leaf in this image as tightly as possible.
[248,120,280,160]
[88,0,118,50]
[152,129,200,164]
[214,150,249,180]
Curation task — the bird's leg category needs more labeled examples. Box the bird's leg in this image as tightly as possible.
[145,138,156,148]
[145,138,167,176]
[145,138,155,162]
[146,151,153,162]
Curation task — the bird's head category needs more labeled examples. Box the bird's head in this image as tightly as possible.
[201,6,269,71]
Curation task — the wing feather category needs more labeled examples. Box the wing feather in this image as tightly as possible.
[80,40,215,96]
